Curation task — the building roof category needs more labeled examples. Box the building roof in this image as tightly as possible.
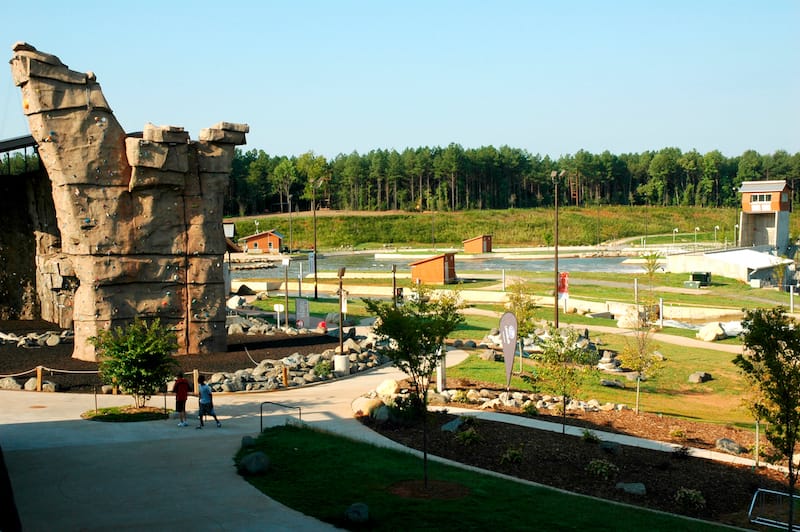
[462,234,491,243]
[241,230,283,242]
[707,249,793,273]
[409,252,455,266]
[738,180,789,194]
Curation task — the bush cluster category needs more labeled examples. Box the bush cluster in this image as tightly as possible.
[585,459,619,480]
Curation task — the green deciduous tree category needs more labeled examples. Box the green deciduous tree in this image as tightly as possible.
[618,328,662,414]
[505,280,539,373]
[90,318,178,408]
[364,286,464,487]
[364,286,464,414]
[735,307,800,529]
[535,326,599,433]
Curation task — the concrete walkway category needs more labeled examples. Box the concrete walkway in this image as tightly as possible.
[0,343,769,531]
[0,352,466,532]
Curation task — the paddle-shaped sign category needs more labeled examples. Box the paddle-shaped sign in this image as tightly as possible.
[499,312,518,389]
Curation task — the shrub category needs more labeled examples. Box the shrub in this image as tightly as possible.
[313,359,332,378]
[455,427,482,445]
[386,394,420,425]
[674,487,706,513]
[451,390,469,403]
[90,318,178,408]
[522,402,539,417]
[585,459,619,480]
[669,427,687,440]
[582,429,600,444]
[500,445,523,465]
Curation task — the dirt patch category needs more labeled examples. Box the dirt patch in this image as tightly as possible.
[388,479,470,500]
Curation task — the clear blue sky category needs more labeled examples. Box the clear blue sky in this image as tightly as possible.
[1,0,797,159]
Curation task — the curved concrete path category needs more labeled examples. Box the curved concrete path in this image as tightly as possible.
[0,341,767,531]
[0,350,468,532]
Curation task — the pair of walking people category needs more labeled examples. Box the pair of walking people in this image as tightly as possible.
[172,372,221,428]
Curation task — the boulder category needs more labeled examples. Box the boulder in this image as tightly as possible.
[600,441,622,456]
[375,379,399,397]
[616,482,646,496]
[688,371,712,384]
[441,417,465,433]
[226,296,245,310]
[344,502,369,524]
[0,377,22,390]
[237,451,269,476]
[352,396,384,417]
[716,438,746,454]
[696,322,726,342]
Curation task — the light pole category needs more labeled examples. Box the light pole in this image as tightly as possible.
[714,225,720,243]
[288,194,293,253]
[551,169,566,328]
[694,227,700,249]
[392,264,397,309]
[337,267,346,356]
[282,258,290,327]
[672,227,678,246]
[734,224,739,247]
[311,180,320,300]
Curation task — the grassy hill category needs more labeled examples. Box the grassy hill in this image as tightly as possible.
[229,206,786,251]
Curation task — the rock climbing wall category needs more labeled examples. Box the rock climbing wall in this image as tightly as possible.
[9,42,248,360]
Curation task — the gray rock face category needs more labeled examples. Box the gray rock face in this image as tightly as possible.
[9,43,248,361]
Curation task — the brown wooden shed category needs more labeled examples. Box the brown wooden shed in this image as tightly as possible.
[242,230,283,254]
[462,234,492,253]
[410,253,457,284]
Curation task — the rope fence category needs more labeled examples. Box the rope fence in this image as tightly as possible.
[0,366,222,393]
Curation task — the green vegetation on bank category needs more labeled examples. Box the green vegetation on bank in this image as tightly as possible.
[231,205,766,250]
[237,424,726,531]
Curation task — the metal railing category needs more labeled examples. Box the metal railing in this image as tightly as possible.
[259,401,301,433]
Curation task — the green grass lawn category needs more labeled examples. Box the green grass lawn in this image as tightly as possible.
[249,287,754,429]
[237,424,727,531]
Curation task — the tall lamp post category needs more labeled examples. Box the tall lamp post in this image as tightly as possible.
[714,225,719,243]
[694,227,700,249]
[311,180,320,300]
[392,264,397,309]
[282,258,290,327]
[288,194,293,253]
[672,227,678,246]
[551,170,566,328]
[337,267,346,356]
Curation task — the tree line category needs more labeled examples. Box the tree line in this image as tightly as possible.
[226,145,800,216]
[4,143,797,216]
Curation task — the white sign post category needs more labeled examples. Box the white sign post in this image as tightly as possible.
[274,303,284,328]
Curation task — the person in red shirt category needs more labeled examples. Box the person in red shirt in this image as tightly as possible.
[172,371,190,427]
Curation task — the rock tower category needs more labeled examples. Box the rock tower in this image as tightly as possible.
[10,42,248,360]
